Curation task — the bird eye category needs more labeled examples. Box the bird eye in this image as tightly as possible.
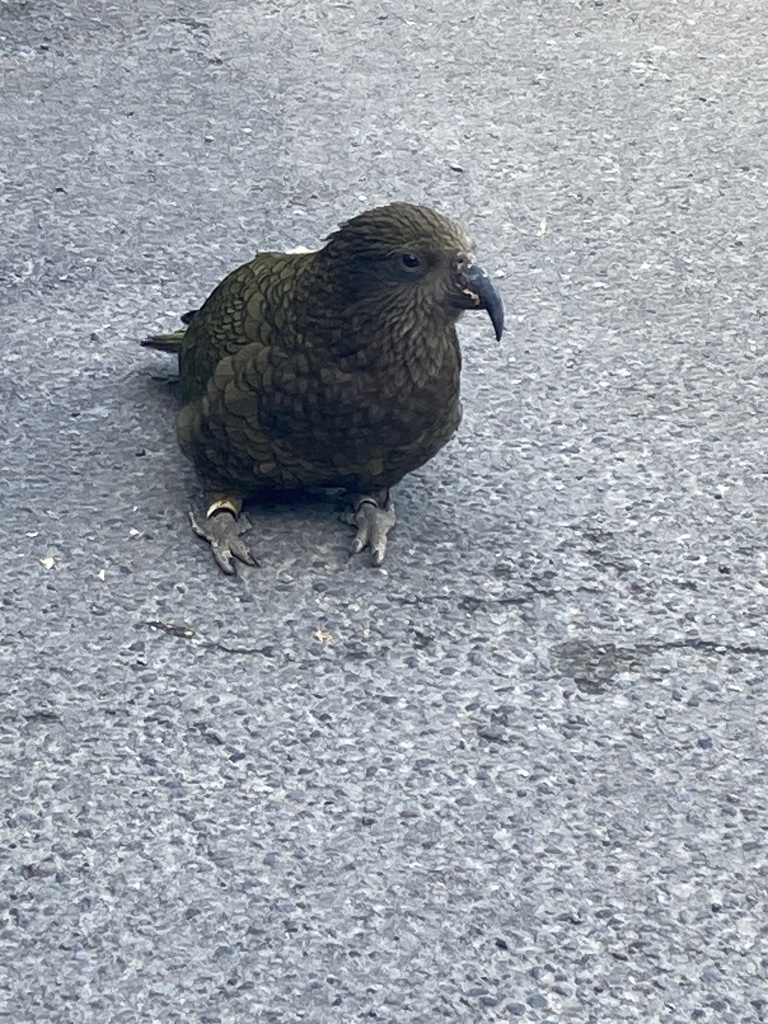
[401,254,421,270]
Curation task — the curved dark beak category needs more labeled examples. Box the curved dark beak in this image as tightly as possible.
[458,262,505,342]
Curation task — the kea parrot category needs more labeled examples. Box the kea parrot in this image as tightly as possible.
[142,202,504,573]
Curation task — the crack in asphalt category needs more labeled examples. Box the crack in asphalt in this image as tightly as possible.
[145,620,276,657]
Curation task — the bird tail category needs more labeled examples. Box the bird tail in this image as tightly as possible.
[141,329,186,352]
[140,309,198,352]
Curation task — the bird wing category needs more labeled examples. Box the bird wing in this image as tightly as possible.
[178,252,299,405]
[176,251,324,493]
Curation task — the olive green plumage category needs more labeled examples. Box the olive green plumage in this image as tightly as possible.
[144,202,504,572]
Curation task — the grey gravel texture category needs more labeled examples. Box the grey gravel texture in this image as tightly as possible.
[2,1,768,1021]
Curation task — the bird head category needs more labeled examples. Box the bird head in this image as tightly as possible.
[321,203,504,342]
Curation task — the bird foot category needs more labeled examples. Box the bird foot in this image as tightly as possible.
[189,509,258,575]
[342,497,396,566]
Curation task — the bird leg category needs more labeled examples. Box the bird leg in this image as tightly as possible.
[343,492,396,566]
[189,496,258,575]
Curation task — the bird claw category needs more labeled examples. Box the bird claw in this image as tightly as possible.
[189,510,258,575]
[343,497,396,566]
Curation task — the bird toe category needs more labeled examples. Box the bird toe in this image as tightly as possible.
[189,509,258,574]
[346,497,396,566]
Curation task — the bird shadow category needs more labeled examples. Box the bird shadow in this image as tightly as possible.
[141,368,180,407]
[242,487,352,524]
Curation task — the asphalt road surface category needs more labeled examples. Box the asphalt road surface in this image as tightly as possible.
[2,1,767,1021]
